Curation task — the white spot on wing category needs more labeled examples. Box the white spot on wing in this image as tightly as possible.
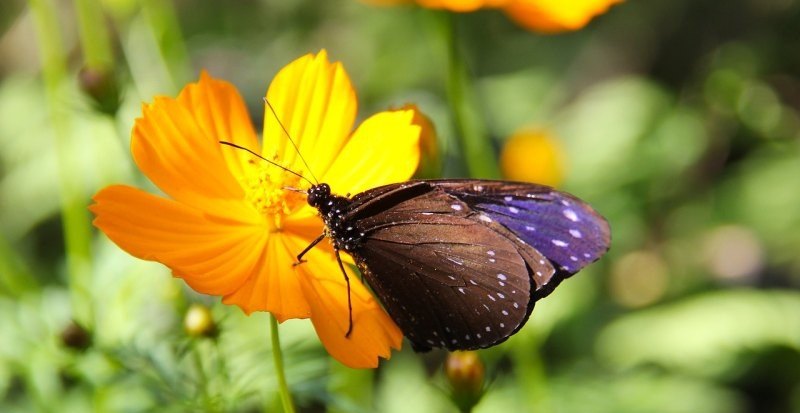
[552,239,568,247]
[497,273,507,281]
[525,225,536,231]
[479,214,492,223]
[569,229,583,238]
[451,204,462,211]
[458,288,465,294]
[497,293,505,299]
[488,294,496,301]
[487,250,496,256]
[504,196,512,201]
[509,206,519,214]
[563,209,579,222]
[447,257,464,266]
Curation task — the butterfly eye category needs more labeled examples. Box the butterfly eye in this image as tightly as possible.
[307,192,318,207]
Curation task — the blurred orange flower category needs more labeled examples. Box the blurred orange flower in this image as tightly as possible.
[366,0,622,33]
[90,50,423,368]
[503,0,623,33]
[499,128,564,187]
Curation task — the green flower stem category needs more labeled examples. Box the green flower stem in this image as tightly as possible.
[29,0,94,327]
[192,342,216,412]
[437,12,500,178]
[74,0,113,69]
[270,315,296,413]
[141,0,192,86]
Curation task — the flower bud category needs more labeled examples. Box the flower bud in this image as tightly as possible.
[60,320,92,351]
[184,303,218,339]
[445,351,486,411]
[78,66,121,115]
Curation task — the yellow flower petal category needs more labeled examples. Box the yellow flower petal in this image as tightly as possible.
[285,236,402,368]
[92,186,311,320]
[262,50,357,182]
[221,232,311,320]
[401,104,441,178]
[178,72,261,183]
[91,185,265,295]
[131,79,255,219]
[322,109,421,196]
[503,0,622,33]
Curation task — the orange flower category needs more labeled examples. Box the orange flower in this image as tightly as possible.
[413,0,508,12]
[366,0,622,33]
[503,0,623,33]
[90,51,422,368]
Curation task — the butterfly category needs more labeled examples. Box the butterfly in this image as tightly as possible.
[220,143,610,353]
[302,179,610,351]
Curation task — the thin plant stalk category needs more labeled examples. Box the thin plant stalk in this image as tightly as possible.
[141,0,192,86]
[270,315,296,413]
[435,12,500,178]
[74,0,113,69]
[28,0,94,328]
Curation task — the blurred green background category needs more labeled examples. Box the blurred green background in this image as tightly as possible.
[2,0,800,412]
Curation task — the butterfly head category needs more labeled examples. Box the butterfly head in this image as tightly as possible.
[306,183,332,209]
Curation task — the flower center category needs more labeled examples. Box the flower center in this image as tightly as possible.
[241,159,305,232]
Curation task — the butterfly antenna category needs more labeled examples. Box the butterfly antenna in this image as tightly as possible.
[219,141,315,187]
[263,98,319,184]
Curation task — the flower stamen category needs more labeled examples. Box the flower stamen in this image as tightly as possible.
[241,160,305,231]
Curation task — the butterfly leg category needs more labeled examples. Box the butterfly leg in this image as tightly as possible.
[294,233,325,266]
[334,248,354,338]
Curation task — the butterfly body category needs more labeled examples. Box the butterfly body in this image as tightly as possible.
[306,179,610,352]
